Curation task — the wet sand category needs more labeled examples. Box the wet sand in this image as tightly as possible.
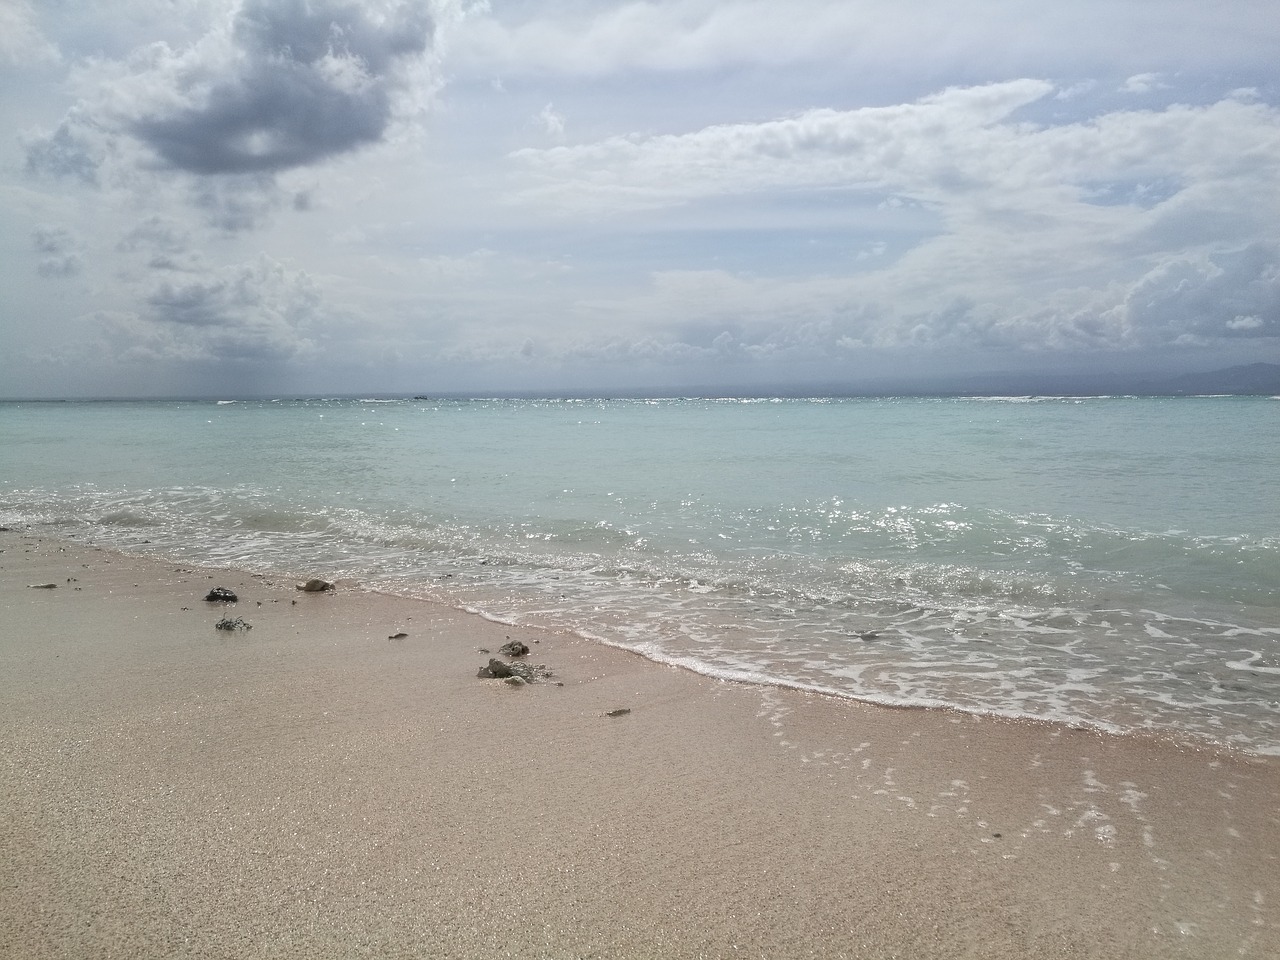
[1,529,1277,958]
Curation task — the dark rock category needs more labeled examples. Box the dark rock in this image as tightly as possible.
[215,617,252,631]
[388,631,409,639]
[204,587,238,602]
[605,708,631,718]
[296,578,334,592]
[499,640,529,657]
[478,658,548,683]
[27,582,57,589]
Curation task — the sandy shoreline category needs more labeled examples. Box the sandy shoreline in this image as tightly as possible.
[2,529,1277,958]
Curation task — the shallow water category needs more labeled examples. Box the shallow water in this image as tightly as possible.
[3,395,1278,753]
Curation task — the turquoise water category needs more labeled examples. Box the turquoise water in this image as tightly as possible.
[3,396,1278,752]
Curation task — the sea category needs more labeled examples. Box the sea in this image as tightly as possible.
[2,395,1278,755]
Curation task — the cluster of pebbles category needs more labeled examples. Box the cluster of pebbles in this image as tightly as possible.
[197,580,621,706]
[476,639,554,686]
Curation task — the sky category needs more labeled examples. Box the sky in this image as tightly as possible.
[2,0,1279,398]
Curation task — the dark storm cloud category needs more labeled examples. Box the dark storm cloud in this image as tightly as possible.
[233,0,430,75]
[130,0,434,175]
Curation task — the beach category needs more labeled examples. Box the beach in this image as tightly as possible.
[1,528,1277,959]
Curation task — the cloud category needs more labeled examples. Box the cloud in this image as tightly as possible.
[123,0,436,176]
[528,234,1280,369]
[537,102,565,139]
[451,81,1280,371]
[117,215,192,255]
[454,1,1280,79]
[514,84,1280,222]
[1227,315,1263,331]
[112,254,323,362]
[23,114,106,184]
[188,172,285,231]
[1119,243,1280,344]
[1119,72,1168,94]
[415,250,494,282]
[512,80,1058,211]
[22,0,441,231]
[115,215,207,272]
[0,0,58,66]
[32,226,84,278]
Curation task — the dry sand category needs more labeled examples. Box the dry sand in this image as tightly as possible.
[1,528,1277,959]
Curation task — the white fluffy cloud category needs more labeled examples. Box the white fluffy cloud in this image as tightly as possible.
[512,80,1058,210]
[512,84,1280,217]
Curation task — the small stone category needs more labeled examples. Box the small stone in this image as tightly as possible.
[604,708,631,718]
[486,658,513,678]
[296,578,334,592]
[499,640,530,657]
[504,676,526,686]
[388,631,409,639]
[27,582,57,589]
[215,617,252,631]
[204,587,238,602]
